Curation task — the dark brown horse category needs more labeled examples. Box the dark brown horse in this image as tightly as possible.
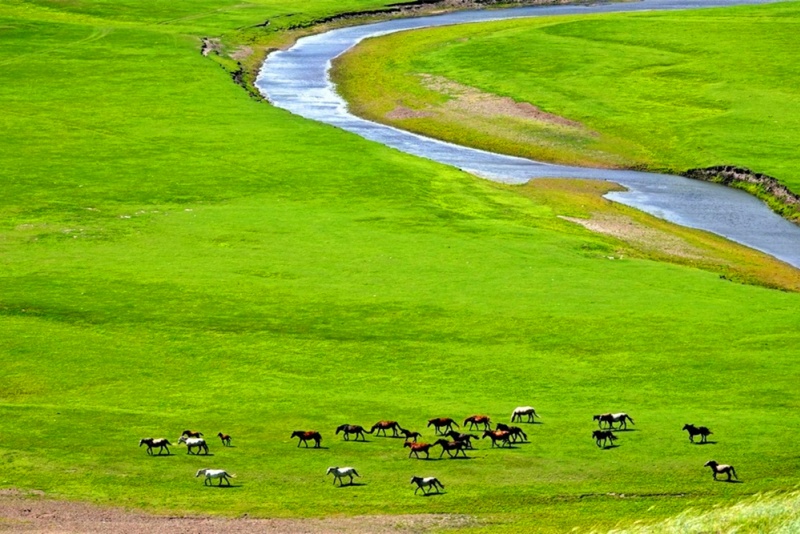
[181,430,203,438]
[444,431,479,449]
[404,441,434,459]
[399,428,423,442]
[291,430,322,448]
[482,430,511,448]
[683,424,712,443]
[370,420,402,437]
[433,439,468,458]
[139,438,171,456]
[427,417,459,435]
[592,430,618,448]
[704,460,738,481]
[496,423,527,442]
[463,415,492,431]
[336,424,368,441]
[217,432,232,446]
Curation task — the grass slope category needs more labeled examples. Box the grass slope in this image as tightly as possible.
[333,2,800,194]
[1,1,799,532]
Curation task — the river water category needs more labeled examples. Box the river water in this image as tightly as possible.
[256,0,800,268]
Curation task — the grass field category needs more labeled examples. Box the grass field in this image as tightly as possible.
[2,0,800,532]
[333,2,800,196]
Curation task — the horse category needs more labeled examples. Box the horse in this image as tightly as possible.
[410,476,444,495]
[404,441,434,459]
[336,424,368,441]
[593,413,634,430]
[511,406,539,423]
[177,435,209,455]
[704,460,737,481]
[444,431,479,449]
[326,466,360,486]
[683,424,712,443]
[369,421,402,437]
[592,430,618,448]
[433,439,468,458]
[217,433,232,446]
[427,417,459,435]
[139,438,171,456]
[463,415,491,431]
[291,430,322,448]
[495,424,527,442]
[196,468,234,486]
[181,430,203,438]
[482,430,511,448]
[399,428,422,442]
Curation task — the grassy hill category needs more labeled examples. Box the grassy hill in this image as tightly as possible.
[1,1,799,532]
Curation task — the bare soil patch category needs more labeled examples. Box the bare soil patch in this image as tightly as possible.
[0,490,474,533]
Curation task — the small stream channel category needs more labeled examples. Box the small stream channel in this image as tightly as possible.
[256,0,800,268]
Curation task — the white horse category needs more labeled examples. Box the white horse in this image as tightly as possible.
[410,476,444,495]
[511,406,539,423]
[196,468,235,486]
[178,435,209,455]
[326,466,360,486]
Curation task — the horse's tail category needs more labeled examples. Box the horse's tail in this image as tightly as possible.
[228,472,236,478]
[353,470,360,477]
[731,466,738,479]
[627,415,635,424]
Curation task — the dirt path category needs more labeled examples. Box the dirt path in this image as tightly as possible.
[0,491,474,533]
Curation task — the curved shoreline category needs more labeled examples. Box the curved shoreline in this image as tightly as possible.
[256,0,800,269]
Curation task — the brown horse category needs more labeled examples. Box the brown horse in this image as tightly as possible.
[291,430,322,448]
[427,417,459,435]
[495,423,527,442]
[370,420,402,437]
[139,438,171,456]
[683,424,712,443]
[404,441,434,459]
[217,432,232,446]
[336,424,368,441]
[463,415,492,431]
[399,428,423,442]
[482,430,511,448]
[704,460,738,481]
[181,430,203,438]
[592,430,618,448]
[444,431,479,449]
[433,439,468,458]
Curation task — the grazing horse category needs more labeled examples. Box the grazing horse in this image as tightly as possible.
[369,420,402,437]
[177,435,209,455]
[336,424,368,441]
[434,439,468,458]
[594,413,634,430]
[463,415,492,431]
[704,460,738,481]
[427,417,459,435]
[482,430,512,448]
[399,428,422,442]
[444,431,479,449]
[139,438,171,456]
[326,466,360,486]
[495,425,527,443]
[404,441,434,459]
[291,430,322,448]
[683,424,712,443]
[181,430,203,438]
[410,476,444,495]
[196,468,234,486]
[511,406,539,423]
[592,430,618,448]
[217,433,232,446]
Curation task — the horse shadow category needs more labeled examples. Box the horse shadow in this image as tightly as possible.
[694,441,717,445]
[212,484,242,489]
[419,491,445,497]
[188,453,215,457]
[602,444,620,450]
[418,457,443,462]
[337,482,367,487]
[613,428,638,433]
[445,456,473,461]
[717,479,743,484]
[345,440,372,443]
[152,453,173,457]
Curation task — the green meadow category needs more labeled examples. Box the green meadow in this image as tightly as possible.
[334,2,800,194]
[1,0,799,532]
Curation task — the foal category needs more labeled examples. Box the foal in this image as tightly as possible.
[291,430,322,448]
[592,430,618,448]
[139,438,171,456]
[336,424,368,441]
[444,431,479,449]
[404,441,434,459]
[427,417,459,435]
[463,415,492,431]
[704,460,738,481]
[217,433,232,446]
[495,424,527,442]
[410,476,444,495]
[399,428,422,442]
[683,424,712,443]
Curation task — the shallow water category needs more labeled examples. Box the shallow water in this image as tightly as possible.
[256,0,800,268]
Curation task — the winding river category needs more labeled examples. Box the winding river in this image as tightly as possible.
[256,0,800,269]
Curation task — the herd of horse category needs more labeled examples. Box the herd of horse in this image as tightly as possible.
[139,407,736,491]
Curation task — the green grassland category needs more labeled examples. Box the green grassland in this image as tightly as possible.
[1,0,800,532]
[333,2,800,196]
